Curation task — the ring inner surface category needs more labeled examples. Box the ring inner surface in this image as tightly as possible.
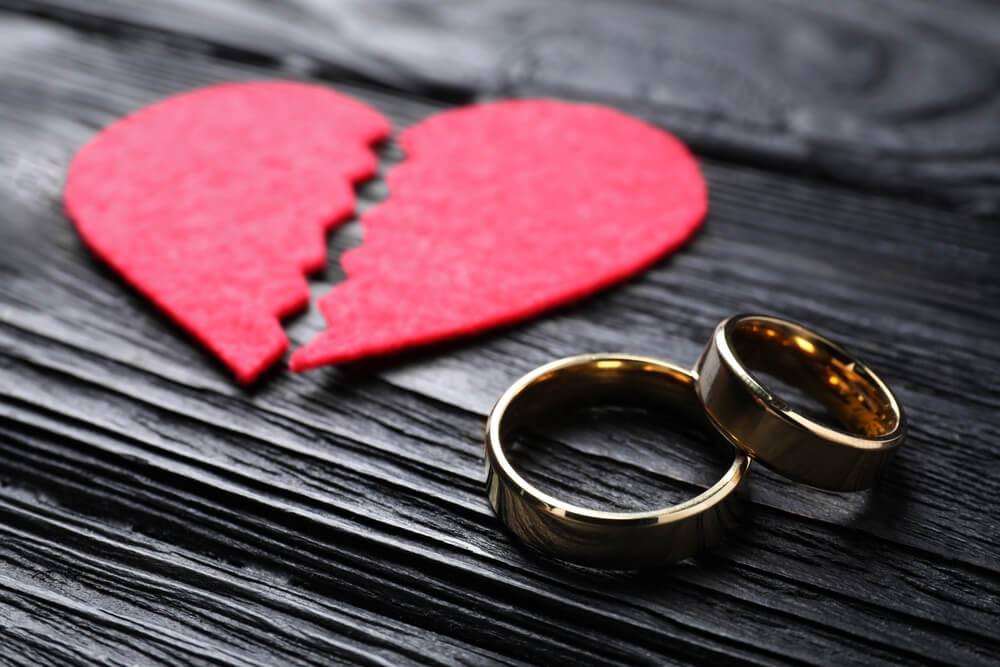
[729,318,898,437]
[498,359,733,512]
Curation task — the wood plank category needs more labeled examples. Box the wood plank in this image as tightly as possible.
[9,0,1000,215]
[1,13,996,564]
[1,5,998,566]
[2,396,997,665]
[0,8,997,666]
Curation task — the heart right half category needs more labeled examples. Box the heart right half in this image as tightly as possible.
[291,100,707,371]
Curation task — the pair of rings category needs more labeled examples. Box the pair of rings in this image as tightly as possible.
[484,314,905,568]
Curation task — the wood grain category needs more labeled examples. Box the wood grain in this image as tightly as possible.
[0,3,997,666]
[11,0,1000,215]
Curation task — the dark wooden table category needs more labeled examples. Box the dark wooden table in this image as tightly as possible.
[1,1,998,664]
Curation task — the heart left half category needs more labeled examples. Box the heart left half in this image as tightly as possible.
[64,81,390,383]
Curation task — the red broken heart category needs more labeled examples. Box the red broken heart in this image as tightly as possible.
[64,81,390,382]
[66,89,706,381]
[290,100,706,371]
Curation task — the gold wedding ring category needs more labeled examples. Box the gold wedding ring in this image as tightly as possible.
[485,354,750,569]
[484,316,905,566]
[694,314,905,491]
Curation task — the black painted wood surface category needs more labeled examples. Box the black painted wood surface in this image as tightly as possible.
[0,1,998,665]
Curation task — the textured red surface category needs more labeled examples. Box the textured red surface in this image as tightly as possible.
[65,81,390,383]
[291,100,707,371]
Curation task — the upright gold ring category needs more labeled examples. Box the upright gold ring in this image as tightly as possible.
[694,314,905,491]
[485,354,750,569]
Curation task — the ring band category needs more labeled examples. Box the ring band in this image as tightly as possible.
[694,314,905,491]
[485,354,750,568]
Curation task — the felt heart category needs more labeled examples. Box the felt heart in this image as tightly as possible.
[291,99,707,371]
[64,81,390,383]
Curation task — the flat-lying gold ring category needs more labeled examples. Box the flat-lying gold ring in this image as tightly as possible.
[485,354,750,569]
[694,314,905,491]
